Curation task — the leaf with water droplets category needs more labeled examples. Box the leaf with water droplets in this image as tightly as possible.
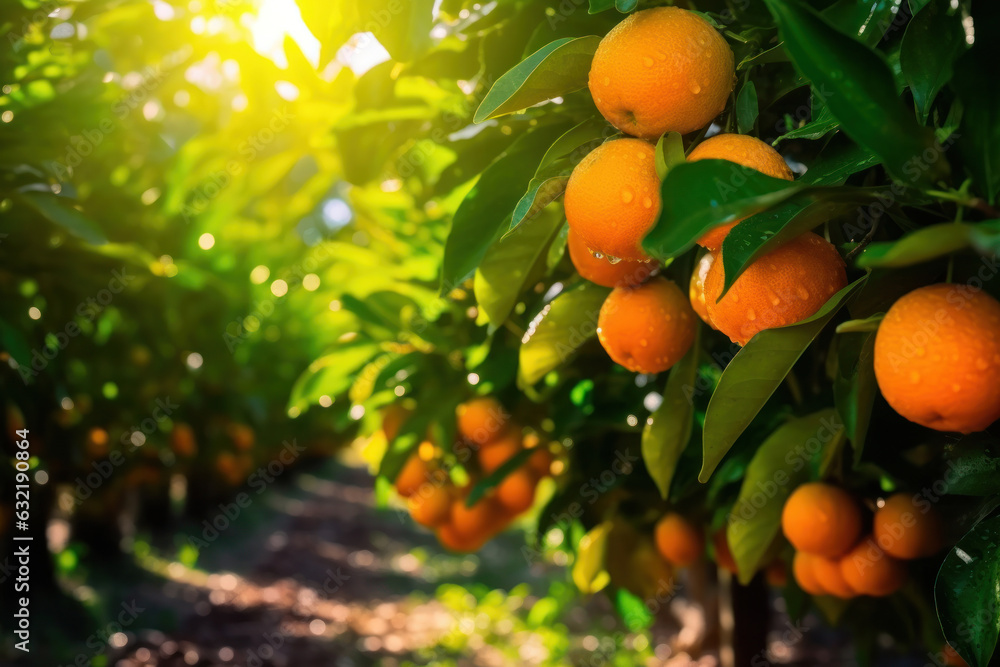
[935,513,1000,667]
[735,80,758,134]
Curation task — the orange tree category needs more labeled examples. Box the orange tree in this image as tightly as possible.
[283,0,1000,665]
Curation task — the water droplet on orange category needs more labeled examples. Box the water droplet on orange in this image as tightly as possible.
[621,188,634,204]
[746,308,756,321]
[796,287,810,300]
[689,82,702,94]
[642,197,653,209]
[602,77,610,86]
[976,358,989,370]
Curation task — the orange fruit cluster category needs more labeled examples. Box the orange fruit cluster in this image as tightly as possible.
[873,283,1000,433]
[391,398,555,552]
[782,484,943,599]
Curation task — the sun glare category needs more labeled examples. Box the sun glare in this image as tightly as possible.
[248,0,320,69]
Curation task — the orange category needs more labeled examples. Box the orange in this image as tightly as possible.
[170,423,197,457]
[687,134,794,249]
[839,538,906,597]
[567,228,656,288]
[792,552,826,595]
[456,397,511,445]
[811,555,855,599]
[478,430,523,474]
[705,232,847,346]
[86,427,109,459]
[689,251,717,329]
[394,452,434,497]
[713,530,738,574]
[437,522,487,553]
[943,645,971,667]
[873,284,1000,433]
[526,444,554,478]
[781,483,862,558]
[381,403,411,442]
[597,276,696,373]
[408,482,454,527]
[451,496,505,539]
[564,138,660,262]
[872,493,944,559]
[589,7,734,139]
[654,513,703,567]
[495,468,538,514]
[227,422,255,451]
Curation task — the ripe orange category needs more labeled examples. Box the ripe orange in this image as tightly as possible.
[597,276,697,374]
[564,138,660,262]
[687,134,794,250]
[567,228,656,288]
[713,530,738,574]
[437,522,487,553]
[839,538,906,597]
[873,284,1000,433]
[451,495,505,539]
[496,468,538,514]
[872,493,944,559]
[408,482,454,527]
[782,483,862,558]
[705,232,847,346]
[381,403,411,442]
[589,7,734,139]
[86,427,110,459]
[943,644,971,667]
[456,397,511,445]
[793,552,826,595]
[689,251,718,329]
[478,430,523,474]
[654,513,703,567]
[811,554,855,599]
[395,452,434,497]
[525,443,554,478]
[170,423,197,457]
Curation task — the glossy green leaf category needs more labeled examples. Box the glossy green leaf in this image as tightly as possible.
[952,41,1000,204]
[719,196,861,297]
[588,0,616,13]
[616,588,655,631]
[764,0,947,187]
[900,0,967,124]
[774,103,838,143]
[832,330,878,465]
[442,124,567,290]
[641,328,700,499]
[474,36,600,122]
[856,222,984,268]
[700,277,867,482]
[654,131,685,181]
[835,313,884,334]
[475,210,564,326]
[518,282,610,387]
[822,0,904,47]
[289,342,381,411]
[354,0,435,62]
[801,140,881,186]
[19,192,107,245]
[644,160,805,261]
[616,0,638,10]
[571,521,612,593]
[728,409,843,584]
[935,513,1000,667]
[736,81,759,134]
[940,437,1000,496]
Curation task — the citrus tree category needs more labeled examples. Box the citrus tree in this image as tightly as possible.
[285,0,1000,665]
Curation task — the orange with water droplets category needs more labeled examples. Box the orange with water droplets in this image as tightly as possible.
[873,284,1000,433]
[704,232,847,346]
[588,7,734,139]
[565,138,660,262]
[567,229,656,288]
[782,483,862,558]
[689,251,718,329]
[597,276,696,374]
[839,538,906,597]
[687,134,794,250]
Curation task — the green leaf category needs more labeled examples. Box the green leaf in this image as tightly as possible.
[821,0,905,48]
[0,317,32,371]
[952,41,1000,204]
[475,210,564,326]
[935,513,1000,667]
[588,0,616,13]
[641,328,701,499]
[900,0,967,124]
[19,192,106,245]
[800,140,881,186]
[615,0,638,11]
[832,330,878,465]
[356,0,435,62]
[736,81,759,135]
[289,342,381,411]
[700,277,867,482]
[835,314,884,334]
[940,437,1000,496]
[474,36,600,123]
[654,131,685,181]
[441,124,567,289]
[728,409,843,584]
[615,588,655,631]
[467,446,537,505]
[571,521,612,594]
[774,103,838,143]
[856,222,981,268]
[764,0,947,187]
[643,160,804,261]
[719,196,861,297]
[518,282,610,387]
